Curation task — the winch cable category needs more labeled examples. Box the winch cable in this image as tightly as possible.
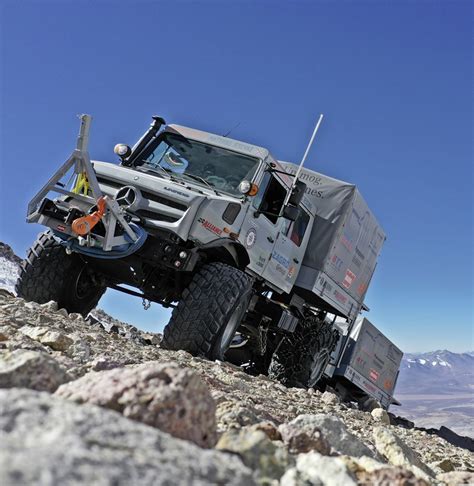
[55,223,148,260]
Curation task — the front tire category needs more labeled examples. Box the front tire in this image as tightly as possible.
[161,262,252,360]
[268,315,339,388]
[15,232,106,316]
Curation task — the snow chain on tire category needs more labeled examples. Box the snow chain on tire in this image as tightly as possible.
[268,314,339,388]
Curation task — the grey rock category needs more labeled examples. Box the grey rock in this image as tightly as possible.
[247,421,282,441]
[279,419,331,454]
[281,451,357,486]
[321,390,340,405]
[285,414,374,457]
[216,428,292,483]
[357,466,429,485]
[359,396,382,412]
[56,362,217,448]
[373,427,435,481]
[0,349,69,392]
[0,388,254,486]
[371,408,391,425]
[20,325,73,351]
[437,471,474,485]
[216,400,261,429]
[40,300,58,312]
[429,458,455,473]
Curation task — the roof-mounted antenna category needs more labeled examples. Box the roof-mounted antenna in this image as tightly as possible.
[294,114,324,183]
[283,114,324,206]
[223,121,241,138]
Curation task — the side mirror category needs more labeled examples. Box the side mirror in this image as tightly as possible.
[282,205,300,221]
[288,180,307,206]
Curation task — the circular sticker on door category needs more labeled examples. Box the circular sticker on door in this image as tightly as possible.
[245,228,257,248]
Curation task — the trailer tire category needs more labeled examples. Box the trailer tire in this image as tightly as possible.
[15,231,105,316]
[161,262,252,360]
[269,317,338,389]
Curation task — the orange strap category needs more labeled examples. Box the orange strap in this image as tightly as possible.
[71,197,106,236]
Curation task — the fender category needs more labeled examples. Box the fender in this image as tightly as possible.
[197,239,250,270]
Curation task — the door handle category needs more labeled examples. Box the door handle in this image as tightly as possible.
[293,258,299,264]
[267,236,274,243]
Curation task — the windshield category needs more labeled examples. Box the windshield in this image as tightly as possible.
[136,133,260,196]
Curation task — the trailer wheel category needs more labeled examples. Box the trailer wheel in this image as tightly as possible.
[161,262,252,360]
[268,317,338,388]
[15,231,105,316]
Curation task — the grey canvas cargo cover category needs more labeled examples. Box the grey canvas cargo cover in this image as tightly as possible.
[279,162,386,320]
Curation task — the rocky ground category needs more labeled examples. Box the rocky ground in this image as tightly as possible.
[0,290,473,485]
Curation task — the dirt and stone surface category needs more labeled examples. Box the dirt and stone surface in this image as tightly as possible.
[0,289,473,485]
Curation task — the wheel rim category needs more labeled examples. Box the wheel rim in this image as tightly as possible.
[216,301,246,359]
[309,348,330,387]
[74,266,97,300]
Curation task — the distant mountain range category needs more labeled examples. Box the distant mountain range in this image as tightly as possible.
[397,350,474,395]
[396,350,473,437]
[1,240,472,436]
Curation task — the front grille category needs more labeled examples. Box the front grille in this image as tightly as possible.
[135,210,179,223]
[96,177,188,212]
[97,177,122,189]
[141,190,187,211]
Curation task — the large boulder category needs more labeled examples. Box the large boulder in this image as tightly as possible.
[56,362,217,448]
[0,388,254,486]
[0,349,69,392]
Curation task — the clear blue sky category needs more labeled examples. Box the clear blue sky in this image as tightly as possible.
[0,1,472,352]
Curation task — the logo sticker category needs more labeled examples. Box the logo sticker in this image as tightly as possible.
[245,228,257,248]
[198,218,222,236]
[369,369,380,382]
[342,269,356,289]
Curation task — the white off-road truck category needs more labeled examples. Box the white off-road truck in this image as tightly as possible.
[17,115,403,408]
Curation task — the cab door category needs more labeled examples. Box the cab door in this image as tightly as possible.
[263,207,312,293]
[240,171,285,281]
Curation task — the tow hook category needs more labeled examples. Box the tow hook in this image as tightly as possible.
[71,197,107,236]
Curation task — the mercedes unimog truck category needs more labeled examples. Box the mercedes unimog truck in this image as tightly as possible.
[16,115,403,409]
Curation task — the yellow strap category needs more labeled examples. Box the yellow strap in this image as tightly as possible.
[72,173,90,195]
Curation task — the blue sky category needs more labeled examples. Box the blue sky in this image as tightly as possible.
[0,1,472,352]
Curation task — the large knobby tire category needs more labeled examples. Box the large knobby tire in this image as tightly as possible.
[269,316,339,388]
[161,262,253,360]
[15,231,106,316]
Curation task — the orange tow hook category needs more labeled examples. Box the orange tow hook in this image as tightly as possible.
[71,197,107,236]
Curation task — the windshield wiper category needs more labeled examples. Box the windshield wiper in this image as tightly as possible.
[181,173,221,195]
[136,163,179,182]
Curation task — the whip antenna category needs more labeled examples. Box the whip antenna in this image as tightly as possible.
[283,114,324,209]
[293,114,324,184]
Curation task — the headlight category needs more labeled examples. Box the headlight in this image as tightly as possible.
[238,180,252,194]
[114,143,132,158]
[239,180,258,196]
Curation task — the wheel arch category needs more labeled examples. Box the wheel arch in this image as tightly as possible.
[198,240,250,271]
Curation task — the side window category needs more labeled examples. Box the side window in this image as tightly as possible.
[253,172,287,224]
[287,209,310,247]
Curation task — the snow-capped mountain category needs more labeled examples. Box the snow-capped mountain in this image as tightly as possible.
[397,350,474,395]
[396,350,474,437]
[0,242,21,294]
